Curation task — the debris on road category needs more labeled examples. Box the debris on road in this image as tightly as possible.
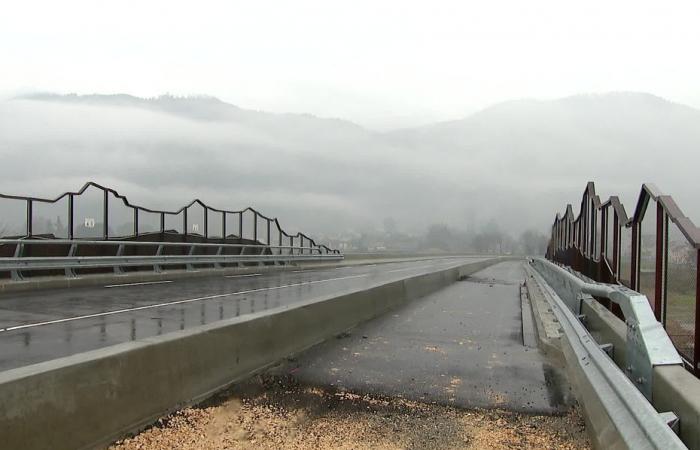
[111,376,590,450]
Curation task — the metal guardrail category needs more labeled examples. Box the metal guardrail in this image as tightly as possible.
[0,239,343,280]
[532,257,682,399]
[528,260,686,450]
[547,182,700,375]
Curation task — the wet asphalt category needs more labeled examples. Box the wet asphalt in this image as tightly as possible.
[0,257,482,372]
[274,261,573,414]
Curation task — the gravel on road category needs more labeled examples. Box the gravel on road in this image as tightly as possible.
[111,375,590,450]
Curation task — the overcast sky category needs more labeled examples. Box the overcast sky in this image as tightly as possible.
[2,0,700,129]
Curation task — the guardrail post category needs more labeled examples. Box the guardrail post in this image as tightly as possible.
[154,245,164,273]
[65,243,78,278]
[214,245,222,269]
[160,212,165,238]
[238,212,243,239]
[266,219,271,246]
[183,209,188,239]
[114,244,125,274]
[186,244,195,270]
[10,242,24,281]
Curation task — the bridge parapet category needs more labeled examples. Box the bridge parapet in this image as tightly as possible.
[0,182,342,280]
[548,182,700,375]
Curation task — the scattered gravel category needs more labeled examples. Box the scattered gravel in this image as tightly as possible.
[111,375,590,450]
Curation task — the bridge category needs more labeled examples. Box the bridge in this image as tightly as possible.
[0,182,699,449]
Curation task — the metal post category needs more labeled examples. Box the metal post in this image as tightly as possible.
[601,208,607,258]
[590,207,596,257]
[103,190,109,240]
[204,208,209,239]
[222,212,226,239]
[631,221,639,290]
[267,219,271,245]
[68,194,74,240]
[253,212,258,242]
[695,249,700,375]
[239,212,243,239]
[654,203,665,322]
[26,199,33,237]
[183,209,188,238]
[160,212,165,237]
[134,208,139,237]
[613,212,619,278]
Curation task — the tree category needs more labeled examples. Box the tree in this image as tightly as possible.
[518,229,548,256]
[383,217,398,235]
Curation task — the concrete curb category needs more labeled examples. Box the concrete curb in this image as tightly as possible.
[0,255,486,295]
[0,258,502,450]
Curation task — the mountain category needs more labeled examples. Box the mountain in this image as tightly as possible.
[1,91,699,239]
[383,92,700,219]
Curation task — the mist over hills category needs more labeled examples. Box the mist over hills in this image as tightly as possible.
[1,91,699,246]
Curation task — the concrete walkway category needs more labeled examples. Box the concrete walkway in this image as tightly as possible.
[277,261,573,414]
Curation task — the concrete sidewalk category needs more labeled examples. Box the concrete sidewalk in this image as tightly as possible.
[274,261,574,414]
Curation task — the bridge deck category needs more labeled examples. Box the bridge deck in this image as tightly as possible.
[109,261,589,450]
[275,261,572,414]
[0,257,482,372]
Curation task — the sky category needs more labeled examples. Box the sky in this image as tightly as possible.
[2,0,700,129]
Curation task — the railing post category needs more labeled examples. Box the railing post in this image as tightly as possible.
[204,208,209,239]
[266,219,271,245]
[239,212,243,239]
[601,208,607,258]
[134,208,139,237]
[253,212,258,242]
[695,249,700,375]
[26,199,33,237]
[103,190,109,240]
[613,212,619,279]
[68,194,74,240]
[655,202,666,323]
[631,221,639,290]
[222,212,226,239]
[160,212,165,238]
[183,209,188,238]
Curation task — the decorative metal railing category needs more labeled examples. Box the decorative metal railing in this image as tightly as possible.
[547,182,700,374]
[0,182,342,279]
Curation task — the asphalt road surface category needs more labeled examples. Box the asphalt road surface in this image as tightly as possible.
[0,257,483,372]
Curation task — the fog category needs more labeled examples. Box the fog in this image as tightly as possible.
[1,92,700,251]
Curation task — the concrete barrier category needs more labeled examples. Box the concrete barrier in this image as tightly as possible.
[0,254,489,295]
[0,257,503,450]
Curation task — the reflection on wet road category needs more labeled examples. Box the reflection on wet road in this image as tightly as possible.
[0,258,483,372]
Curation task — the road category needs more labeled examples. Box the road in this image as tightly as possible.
[0,257,484,372]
